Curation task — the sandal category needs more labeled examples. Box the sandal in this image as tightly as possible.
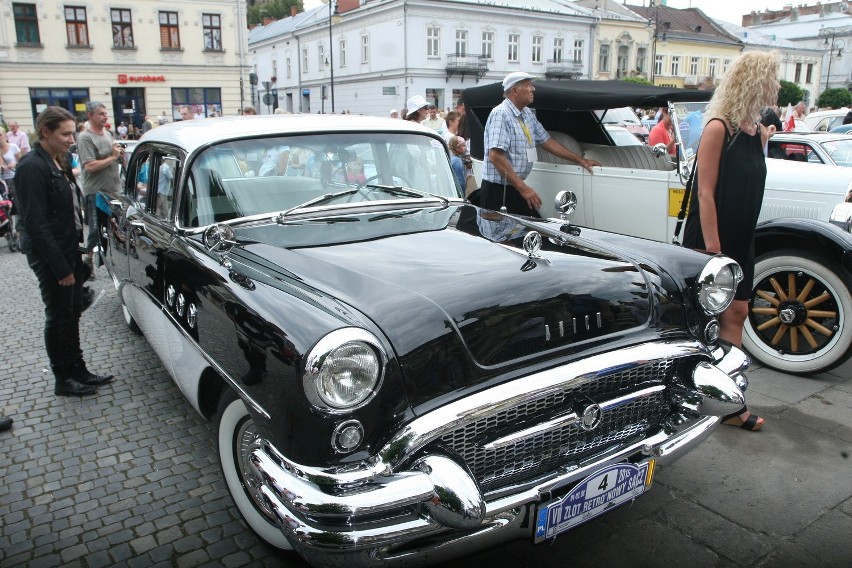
[722,412,764,431]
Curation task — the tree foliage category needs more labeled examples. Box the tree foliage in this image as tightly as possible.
[817,88,852,109]
[777,80,804,107]
[248,0,304,26]
[621,76,653,86]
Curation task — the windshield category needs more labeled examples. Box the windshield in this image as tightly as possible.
[672,101,709,162]
[820,139,852,167]
[180,132,460,227]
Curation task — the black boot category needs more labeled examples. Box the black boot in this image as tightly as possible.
[73,366,115,387]
[55,376,98,397]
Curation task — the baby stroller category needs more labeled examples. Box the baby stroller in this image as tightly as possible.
[0,179,19,252]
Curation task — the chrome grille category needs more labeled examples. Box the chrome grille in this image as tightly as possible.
[438,360,674,492]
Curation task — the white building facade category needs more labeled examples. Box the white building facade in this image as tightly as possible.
[247,0,604,116]
[748,11,852,97]
[0,0,250,133]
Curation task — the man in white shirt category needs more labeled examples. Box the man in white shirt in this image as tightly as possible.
[421,105,447,136]
[5,121,30,156]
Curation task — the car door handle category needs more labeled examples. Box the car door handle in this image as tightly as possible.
[109,199,124,211]
[129,220,146,235]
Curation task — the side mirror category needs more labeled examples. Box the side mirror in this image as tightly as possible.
[554,190,577,221]
[651,143,668,158]
[202,223,237,252]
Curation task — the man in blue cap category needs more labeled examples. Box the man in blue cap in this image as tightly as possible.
[480,71,598,216]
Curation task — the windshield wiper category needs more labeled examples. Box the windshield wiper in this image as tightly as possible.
[363,184,449,206]
[275,188,359,221]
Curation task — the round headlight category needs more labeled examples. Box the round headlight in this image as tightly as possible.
[304,329,385,412]
[696,256,743,315]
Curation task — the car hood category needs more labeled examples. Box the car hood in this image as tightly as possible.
[235,205,652,371]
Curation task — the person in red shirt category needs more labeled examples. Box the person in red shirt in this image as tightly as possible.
[648,106,676,157]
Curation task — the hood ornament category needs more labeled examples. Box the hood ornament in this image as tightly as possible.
[523,231,542,258]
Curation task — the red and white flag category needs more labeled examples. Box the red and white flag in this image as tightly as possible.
[783,103,795,131]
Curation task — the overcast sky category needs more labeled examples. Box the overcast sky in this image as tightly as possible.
[303,0,810,26]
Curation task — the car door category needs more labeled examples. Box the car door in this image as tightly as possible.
[105,147,150,291]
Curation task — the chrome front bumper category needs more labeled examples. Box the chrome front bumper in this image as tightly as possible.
[248,341,749,567]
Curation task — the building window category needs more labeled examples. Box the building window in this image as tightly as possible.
[339,37,346,68]
[455,29,467,56]
[319,43,325,67]
[723,59,731,73]
[708,58,717,77]
[286,57,291,78]
[427,26,440,58]
[670,55,680,76]
[794,62,802,83]
[159,11,180,49]
[507,33,519,62]
[272,60,277,81]
[599,44,610,72]
[636,46,646,73]
[170,87,222,119]
[574,39,584,63]
[65,6,89,47]
[29,88,89,122]
[690,56,699,76]
[303,47,308,72]
[655,55,664,76]
[806,63,813,83]
[425,88,442,110]
[361,34,368,63]
[202,13,221,51]
[111,8,133,48]
[553,37,564,62]
[617,45,628,76]
[482,31,494,60]
[532,35,542,64]
[13,3,40,44]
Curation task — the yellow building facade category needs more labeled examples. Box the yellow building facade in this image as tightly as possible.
[0,0,249,135]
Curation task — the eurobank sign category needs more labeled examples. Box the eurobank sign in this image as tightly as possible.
[118,74,167,84]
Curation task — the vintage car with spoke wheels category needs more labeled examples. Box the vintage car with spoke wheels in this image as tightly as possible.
[465,80,852,375]
[102,115,748,566]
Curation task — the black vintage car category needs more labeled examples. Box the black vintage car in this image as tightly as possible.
[102,114,748,566]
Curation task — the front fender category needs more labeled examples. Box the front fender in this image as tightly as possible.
[754,217,852,275]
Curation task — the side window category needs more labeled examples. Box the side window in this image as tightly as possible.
[128,151,151,204]
[152,155,180,220]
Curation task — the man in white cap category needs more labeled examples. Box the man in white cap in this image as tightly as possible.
[481,71,598,216]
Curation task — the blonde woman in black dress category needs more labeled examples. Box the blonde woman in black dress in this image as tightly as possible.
[682,51,781,431]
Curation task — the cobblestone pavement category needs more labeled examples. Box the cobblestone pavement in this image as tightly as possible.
[1,247,851,568]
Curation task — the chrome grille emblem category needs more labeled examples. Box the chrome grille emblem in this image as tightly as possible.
[579,403,602,431]
[523,231,542,257]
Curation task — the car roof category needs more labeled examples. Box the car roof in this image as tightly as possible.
[138,114,440,156]
[462,80,714,113]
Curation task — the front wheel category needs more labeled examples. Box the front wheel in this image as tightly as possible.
[215,390,294,552]
[745,251,852,374]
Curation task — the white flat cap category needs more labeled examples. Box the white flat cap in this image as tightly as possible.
[502,71,536,92]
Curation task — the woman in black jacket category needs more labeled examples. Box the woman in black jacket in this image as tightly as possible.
[16,106,114,396]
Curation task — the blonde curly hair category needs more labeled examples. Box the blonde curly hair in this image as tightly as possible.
[705,51,780,130]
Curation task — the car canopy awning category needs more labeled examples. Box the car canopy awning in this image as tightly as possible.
[462,80,714,113]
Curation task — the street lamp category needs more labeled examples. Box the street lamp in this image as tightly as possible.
[322,0,342,113]
[819,27,845,93]
[648,1,670,85]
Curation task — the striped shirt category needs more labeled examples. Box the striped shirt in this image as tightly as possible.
[482,98,549,183]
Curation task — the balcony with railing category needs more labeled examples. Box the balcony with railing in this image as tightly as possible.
[545,59,583,79]
[446,53,489,82]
